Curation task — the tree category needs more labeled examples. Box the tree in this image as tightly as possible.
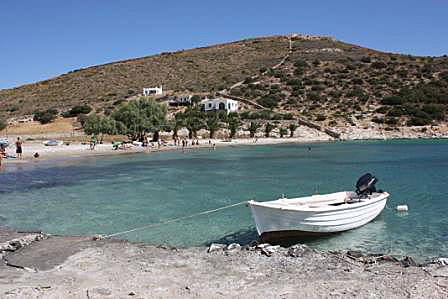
[98,116,117,142]
[0,118,6,131]
[288,123,298,137]
[190,95,201,107]
[82,114,118,142]
[82,113,101,136]
[247,121,261,138]
[111,97,167,141]
[279,127,288,138]
[179,107,204,139]
[205,114,221,139]
[170,114,185,139]
[227,114,242,139]
[264,122,276,137]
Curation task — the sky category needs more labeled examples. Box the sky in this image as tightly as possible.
[1,0,447,90]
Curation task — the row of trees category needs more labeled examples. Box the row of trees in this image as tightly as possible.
[80,97,301,141]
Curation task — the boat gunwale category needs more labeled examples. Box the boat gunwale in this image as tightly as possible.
[248,192,389,212]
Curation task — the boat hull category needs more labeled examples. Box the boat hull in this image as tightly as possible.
[248,192,389,243]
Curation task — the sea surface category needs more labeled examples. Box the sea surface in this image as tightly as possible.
[1,140,447,261]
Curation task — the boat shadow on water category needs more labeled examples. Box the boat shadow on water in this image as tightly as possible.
[207,215,387,249]
[206,227,345,248]
[205,228,259,246]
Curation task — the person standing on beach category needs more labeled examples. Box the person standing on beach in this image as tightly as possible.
[90,135,97,150]
[15,137,23,159]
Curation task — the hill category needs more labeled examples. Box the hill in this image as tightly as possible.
[1,35,447,130]
[0,36,289,116]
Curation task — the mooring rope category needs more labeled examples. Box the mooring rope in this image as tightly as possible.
[102,200,248,239]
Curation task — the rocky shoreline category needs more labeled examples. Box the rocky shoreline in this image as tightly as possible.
[1,227,448,298]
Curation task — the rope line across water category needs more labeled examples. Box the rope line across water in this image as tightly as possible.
[102,200,249,239]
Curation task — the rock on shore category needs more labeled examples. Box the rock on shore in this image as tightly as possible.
[1,232,448,298]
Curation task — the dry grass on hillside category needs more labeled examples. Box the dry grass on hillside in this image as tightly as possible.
[0,37,289,117]
[1,118,76,135]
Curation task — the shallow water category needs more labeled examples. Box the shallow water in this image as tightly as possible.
[1,140,447,260]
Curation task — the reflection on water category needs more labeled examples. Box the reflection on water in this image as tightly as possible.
[308,217,388,253]
[0,140,447,260]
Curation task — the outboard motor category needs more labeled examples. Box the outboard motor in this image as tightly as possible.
[356,173,378,198]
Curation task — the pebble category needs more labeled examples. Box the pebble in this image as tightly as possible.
[208,243,226,253]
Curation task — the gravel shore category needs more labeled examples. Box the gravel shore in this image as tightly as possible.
[1,228,447,298]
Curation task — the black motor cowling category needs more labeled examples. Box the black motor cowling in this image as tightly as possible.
[356,173,378,197]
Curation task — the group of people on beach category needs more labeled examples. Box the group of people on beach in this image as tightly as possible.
[0,137,22,166]
[175,138,200,148]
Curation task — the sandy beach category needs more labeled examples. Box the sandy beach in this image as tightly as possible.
[2,124,447,166]
[0,125,334,164]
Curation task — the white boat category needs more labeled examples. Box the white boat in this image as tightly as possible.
[43,140,62,146]
[248,174,389,243]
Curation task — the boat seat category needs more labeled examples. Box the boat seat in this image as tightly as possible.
[307,199,346,207]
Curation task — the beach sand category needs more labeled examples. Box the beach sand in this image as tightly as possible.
[0,133,333,165]
[1,121,447,165]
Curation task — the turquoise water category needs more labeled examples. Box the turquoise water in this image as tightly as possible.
[1,140,447,260]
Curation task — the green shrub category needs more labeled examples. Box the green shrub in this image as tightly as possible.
[352,78,364,85]
[282,113,294,120]
[360,56,371,63]
[440,71,448,81]
[375,106,389,114]
[387,107,405,117]
[315,114,326,121]
[307,92,321,102]
[407,117,431,126]
[294,60,308,68]
[385,117,399,125]
[243,76,255,84]
[34,109,58,124]
[287,79,302,86]
[62,105,92,117]
[239,111,251,119]
[381,96,404,105]
[422,104,445,120]
[372,116,384,124]
[371,61,387,69]
[258,96,279,108]
[247,110,272,120]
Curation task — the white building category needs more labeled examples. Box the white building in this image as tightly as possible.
[201,97,238,113]
[143,86,163,96]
